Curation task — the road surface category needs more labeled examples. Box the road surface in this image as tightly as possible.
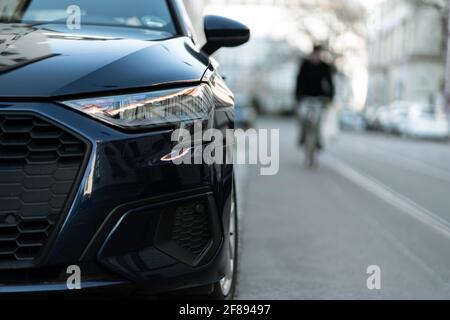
[235,118,450,299]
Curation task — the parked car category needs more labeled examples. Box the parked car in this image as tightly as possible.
[376,106,393,132]
[388,101,412,134]
[234,95,257,130]
[0,0,249,299]
[235,104,257,130]
[339,109,366,132]
[400,105,450,141]
[374,102,411,134]
[363,106,379,131]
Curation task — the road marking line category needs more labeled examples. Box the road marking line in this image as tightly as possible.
[339,132,450,174]
[323,154,450,240]
[337,140,450,183]
[327,177,448,286]
[370,145,450,182]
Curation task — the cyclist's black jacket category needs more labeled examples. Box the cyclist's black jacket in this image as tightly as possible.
[295,59,335,102]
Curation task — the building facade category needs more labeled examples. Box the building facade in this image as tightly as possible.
[183,0,209,44]
[367,0,448,108]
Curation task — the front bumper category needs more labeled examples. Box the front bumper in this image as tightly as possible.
[0,101,233,294]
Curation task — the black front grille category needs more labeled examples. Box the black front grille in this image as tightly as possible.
[0,114,87,265]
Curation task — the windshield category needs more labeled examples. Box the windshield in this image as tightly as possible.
[0,0,177,34]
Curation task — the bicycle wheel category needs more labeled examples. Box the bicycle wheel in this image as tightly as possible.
[304,129,317,168]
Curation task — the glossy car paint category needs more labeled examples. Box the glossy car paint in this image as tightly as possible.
[0,0,236,294]
[0,25,209,97]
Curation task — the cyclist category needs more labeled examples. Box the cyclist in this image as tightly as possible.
[295,45,335,150]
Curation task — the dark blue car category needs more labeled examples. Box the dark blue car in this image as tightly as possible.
[0,0,249,299]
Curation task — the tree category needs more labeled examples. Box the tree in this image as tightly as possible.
[288,0,367,73]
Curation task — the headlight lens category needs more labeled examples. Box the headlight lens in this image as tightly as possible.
[62,84,214,129]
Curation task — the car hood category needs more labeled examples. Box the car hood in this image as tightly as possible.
[0,24,209,98]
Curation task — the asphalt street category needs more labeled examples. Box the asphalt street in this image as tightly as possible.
[235,117,450,299]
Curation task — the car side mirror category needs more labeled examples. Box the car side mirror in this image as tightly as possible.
[201,15,250,55]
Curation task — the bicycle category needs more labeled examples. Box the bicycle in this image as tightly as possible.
[298,97,327,168]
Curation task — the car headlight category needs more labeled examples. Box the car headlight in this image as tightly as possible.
[62,84,214,129]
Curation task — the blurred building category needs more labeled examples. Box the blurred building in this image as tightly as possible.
[445,2,450,112]
[205,0,364,113]
[183,0,208,19]
[367,0,448,108]
[217,36,301,114]
[183,0,209,44]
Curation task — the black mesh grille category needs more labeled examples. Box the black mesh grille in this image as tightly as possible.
[172,203,212,256]
[0,114,87,264]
